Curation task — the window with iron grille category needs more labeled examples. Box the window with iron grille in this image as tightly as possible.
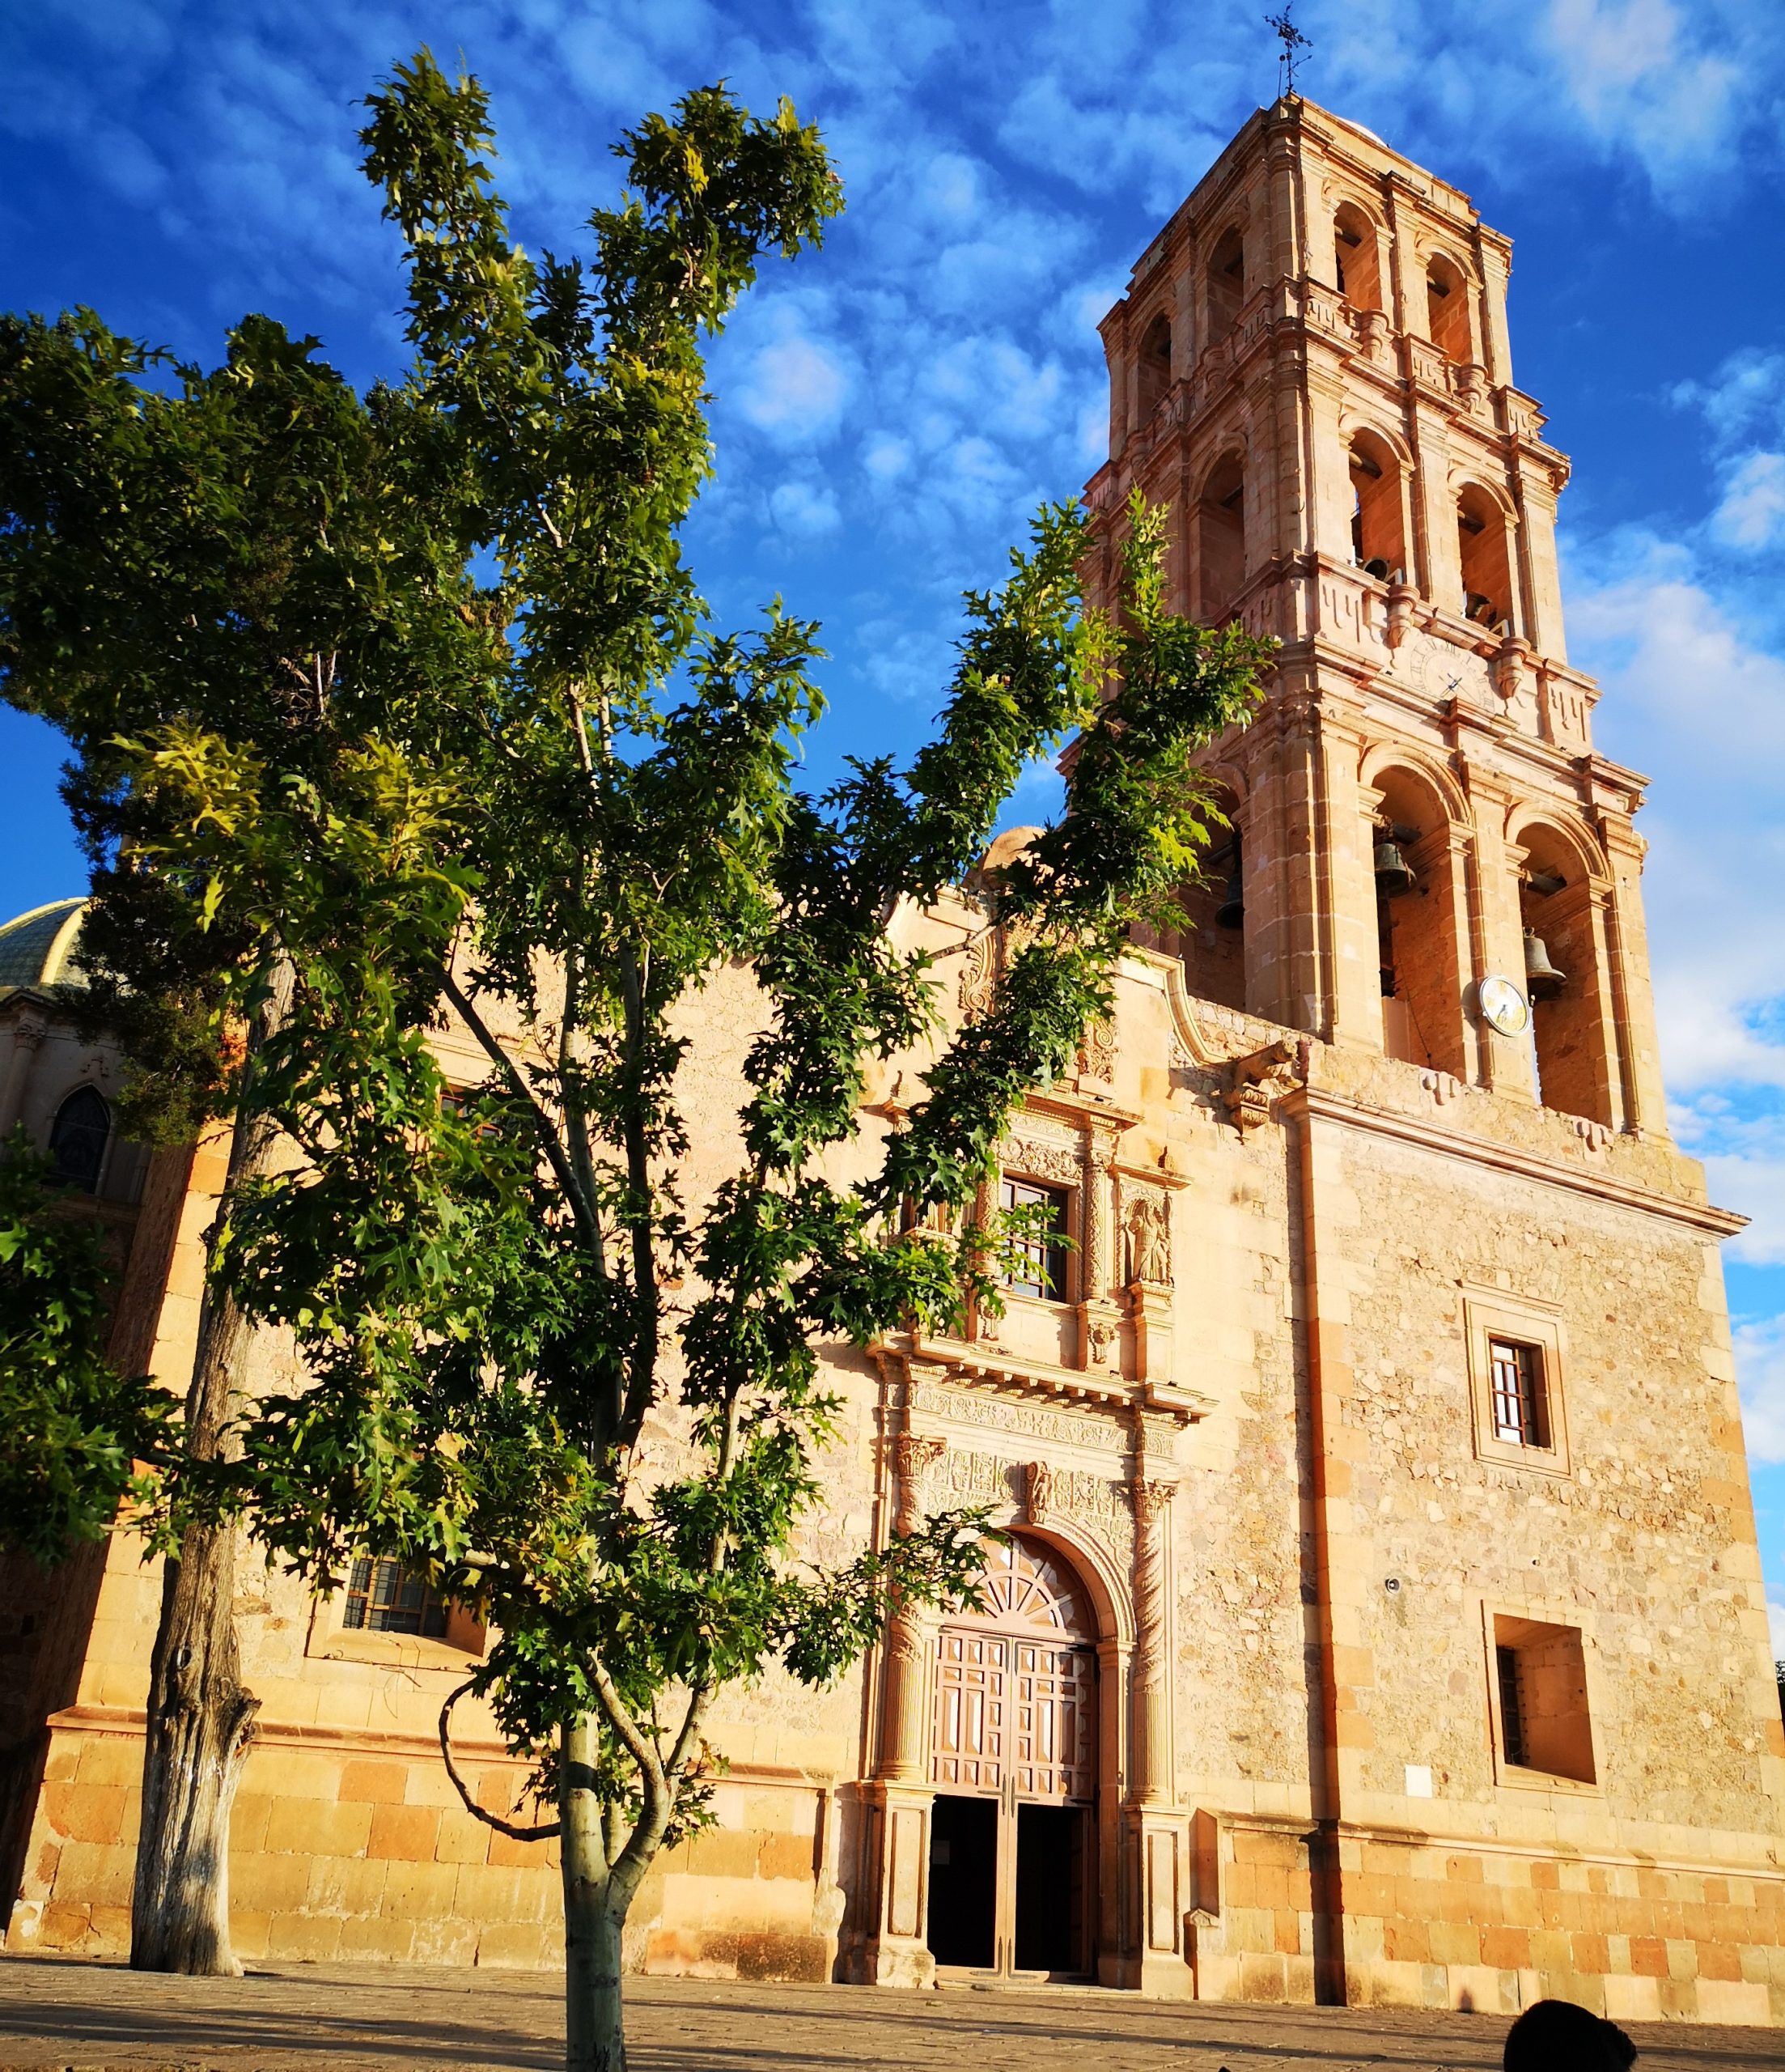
[1496,1644,1527,1767]
[1488,1337,1550,1448]
[999,1178,1071,1302]
[342,1557,449,1638]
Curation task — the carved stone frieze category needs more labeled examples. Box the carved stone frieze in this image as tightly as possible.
[907,1378,1128,1456]
[1000,1133,1083,1189]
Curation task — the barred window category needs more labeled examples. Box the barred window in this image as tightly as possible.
[1488,1337,1550,1449]
[999,1178,1070,1303]
[1496,1645,1527,1767]
[342,1557,449,1638]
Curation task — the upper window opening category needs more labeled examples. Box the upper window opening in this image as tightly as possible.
[999,1176,1070,1303]
[1348,431,1405,581]
[1173,787,1248,1015]
[1138,311,1173,418]
[1197,452,1247,622]
[1426,254,1472,363]
[1208,227,1245,345]
[48,1086,109,1195]
[1456,486,1512,632]
[1371,768,1467,1079]
[1488,1337,1551,1449]
[1518,825,1615,1127]
[1333,203,1380,312]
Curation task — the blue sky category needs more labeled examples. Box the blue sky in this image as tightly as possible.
[6,1,1785,1628]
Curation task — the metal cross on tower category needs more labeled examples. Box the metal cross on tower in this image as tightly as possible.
[1267,4,1311,96]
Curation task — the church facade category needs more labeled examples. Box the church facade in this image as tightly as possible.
[6,96,1785,2027]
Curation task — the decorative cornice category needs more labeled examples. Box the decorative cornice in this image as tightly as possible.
[1278,1085,1747,1238]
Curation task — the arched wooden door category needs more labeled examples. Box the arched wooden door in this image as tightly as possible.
[926,1535,1098,1980]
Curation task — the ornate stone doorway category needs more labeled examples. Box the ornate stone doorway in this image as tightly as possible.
[924,1535,1098,1980]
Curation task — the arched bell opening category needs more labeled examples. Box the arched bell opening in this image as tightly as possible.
[1206,225,1245,346]
[1368,764,1469,1077]
[1196,450,1247,623]
[926,1534,1102,1982]
[1348,428,1406,582]
[1516,822,1618,1127]
[1168,780,1249,1015]
[1136,310,1172,420]
[1456,483,1514,633]
[1333,201,1382,312]
[1426,251,1473,363]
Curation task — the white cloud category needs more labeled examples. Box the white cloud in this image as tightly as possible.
[768,479,842,537]
[1771,1596,1785,1662]
[1713,454,1785,553]
[732,323,854,447]
[1736,1314,1785,1465]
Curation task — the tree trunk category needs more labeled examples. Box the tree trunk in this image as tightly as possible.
[130,966,291,1974]
[129,1263,261,1972]
[562,1712,628,2072]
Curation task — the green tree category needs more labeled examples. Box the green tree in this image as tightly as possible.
[1,49,1270,2070]
[0,1132,172,1560]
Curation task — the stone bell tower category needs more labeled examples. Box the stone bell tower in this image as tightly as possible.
[1086,93,1668,1140]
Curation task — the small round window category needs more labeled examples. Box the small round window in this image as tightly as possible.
[49,1087,110,1194]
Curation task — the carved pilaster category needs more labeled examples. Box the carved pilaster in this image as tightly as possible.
[879,1434,945,1782]
[1130,1478,1177,1807]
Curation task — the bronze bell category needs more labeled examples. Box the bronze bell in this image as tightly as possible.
[1524,928,1566,1000]
[1373,839,1415,898]
[1215,866,1244,930]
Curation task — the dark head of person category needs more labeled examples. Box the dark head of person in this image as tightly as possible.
[1504,1998,1637,2070]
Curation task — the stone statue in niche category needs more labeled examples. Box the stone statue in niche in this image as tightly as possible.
[1126,1192,1172,1288]
[1025,1458,1054,1526]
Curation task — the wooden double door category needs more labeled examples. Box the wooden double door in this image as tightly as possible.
[925,1537,1099,1980]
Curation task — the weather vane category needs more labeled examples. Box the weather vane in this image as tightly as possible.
[1267,4,1310,96]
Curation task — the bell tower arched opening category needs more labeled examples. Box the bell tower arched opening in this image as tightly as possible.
[1206,226,1245,345]
[1169,781,1248,1013]
[1196,450,1247,622]
[926,1534,1099,1981]
[1426,252,1473,363]
[1333,202,1380,312]
[1457,484,1513,631]
[1137,311,1172,420]
[1349,428,1406,580]
[1370,765,1469,1076]
[1517,823,1618,1127]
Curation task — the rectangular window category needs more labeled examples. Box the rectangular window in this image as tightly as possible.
[1488,1337,1550,1448]
[342,1556,450,1639]
[999,1178,1070,1303]
[1491,1614,1595,1785]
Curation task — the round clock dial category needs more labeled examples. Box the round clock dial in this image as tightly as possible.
[1477,974,1530,1038]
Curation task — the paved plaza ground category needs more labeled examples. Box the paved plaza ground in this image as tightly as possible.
[0,1959,1781,2072]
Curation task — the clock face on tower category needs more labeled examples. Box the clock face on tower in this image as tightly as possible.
[1477,974,1531,1038]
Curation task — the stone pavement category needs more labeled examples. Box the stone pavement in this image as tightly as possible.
[0,1959,1779,2072]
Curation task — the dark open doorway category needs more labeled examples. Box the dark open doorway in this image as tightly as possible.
[926,1794,997,1968]
[1014,1802,1088,1975]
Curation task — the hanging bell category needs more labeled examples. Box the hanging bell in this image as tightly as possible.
[1215,866,1244,930]
[1524,928,1567,1000]
[1373,839,1415,898]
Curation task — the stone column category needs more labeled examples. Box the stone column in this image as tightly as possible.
[876,1433,944,1782]
[1596,814,1668,1138]
[0,1011,46,1138]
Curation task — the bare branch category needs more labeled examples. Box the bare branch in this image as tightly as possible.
[438,1682,560,1841]
[439,966,604,1260]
